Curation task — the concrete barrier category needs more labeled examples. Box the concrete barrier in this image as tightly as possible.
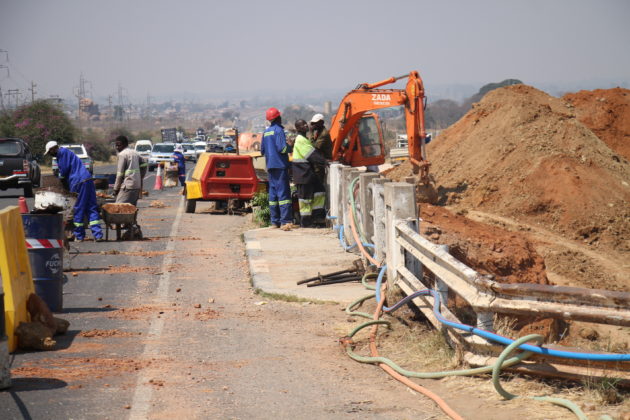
[0,206,35,353]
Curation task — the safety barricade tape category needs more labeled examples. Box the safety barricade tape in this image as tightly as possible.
[25,238,64,249]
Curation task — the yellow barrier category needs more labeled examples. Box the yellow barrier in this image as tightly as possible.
[0,206,34,352]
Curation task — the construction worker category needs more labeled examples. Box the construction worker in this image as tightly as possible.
[261,107,296,230]
[171,144,186,186]
[309,113,332,185]
[292,120,327,227]
[45,140,104,242]
[113,135,147,206]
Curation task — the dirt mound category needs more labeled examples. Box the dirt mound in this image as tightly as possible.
[563,87,630,161]
[421,205,548,285]
[423,84,630,254]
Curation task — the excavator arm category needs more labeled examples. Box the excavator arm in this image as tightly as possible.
[329,71,430,178]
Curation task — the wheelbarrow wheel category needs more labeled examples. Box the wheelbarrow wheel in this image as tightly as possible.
[185,198,197,214]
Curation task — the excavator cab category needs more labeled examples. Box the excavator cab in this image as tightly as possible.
[343,113,386,167]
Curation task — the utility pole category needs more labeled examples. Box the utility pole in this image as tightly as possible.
[8,89,20,108]
[0,87,4,111]
[29,81,37,103]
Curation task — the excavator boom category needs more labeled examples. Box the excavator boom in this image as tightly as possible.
[329,71,429,178]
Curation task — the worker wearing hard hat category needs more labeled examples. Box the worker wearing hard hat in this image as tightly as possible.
[309,113,333,185]
[45,140,104,242]
[292,120,328,227]
[171,144,186,186]
[261,107,297,231]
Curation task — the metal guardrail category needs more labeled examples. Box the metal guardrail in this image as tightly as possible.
[327,163,630,382]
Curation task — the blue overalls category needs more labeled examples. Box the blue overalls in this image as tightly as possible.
[261,122,292,226]
[171,151,186,186]
[56,147,103,240]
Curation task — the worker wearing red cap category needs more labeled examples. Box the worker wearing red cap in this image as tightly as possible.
[261,107,296,230]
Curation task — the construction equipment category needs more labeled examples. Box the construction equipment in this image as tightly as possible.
[184,153,261,214]
[329,71,437,202]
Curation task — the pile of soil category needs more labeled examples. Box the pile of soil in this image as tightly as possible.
[563,87,630,162]
[102,203,136,214]
[425,84,630,252]
[385,84,630,294]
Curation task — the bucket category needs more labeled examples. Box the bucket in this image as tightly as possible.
[21,214,64,312]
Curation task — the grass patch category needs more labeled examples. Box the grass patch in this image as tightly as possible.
[253,288,336,305]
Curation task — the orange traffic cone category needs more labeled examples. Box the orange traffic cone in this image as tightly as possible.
[18,196,29,213]
[153,165,163,190]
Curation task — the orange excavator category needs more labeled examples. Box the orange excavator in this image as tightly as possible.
[329,71,434,197]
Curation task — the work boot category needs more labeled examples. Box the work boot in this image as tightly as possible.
[281,223,300,231]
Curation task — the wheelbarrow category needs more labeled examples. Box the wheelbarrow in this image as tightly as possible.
[101,203,143,241]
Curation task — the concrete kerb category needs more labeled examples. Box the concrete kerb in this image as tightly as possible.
[244,227,367,304]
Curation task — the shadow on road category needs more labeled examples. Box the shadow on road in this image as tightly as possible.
[2,378,68,420]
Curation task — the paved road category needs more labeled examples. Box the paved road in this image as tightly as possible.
[0,179,444,419]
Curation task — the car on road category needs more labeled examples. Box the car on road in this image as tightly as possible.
[206,142,224,153]
[0,137,41,197]
[52,144,93,176]
[148,143,175,171]
[181,143,197,162]
[193,141,207,159]
[134,139,153,160]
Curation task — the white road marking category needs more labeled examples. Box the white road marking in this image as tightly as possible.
[128,195,184,420]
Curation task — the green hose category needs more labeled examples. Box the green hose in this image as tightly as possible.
[492,334,590,420]
[344,292,608,419]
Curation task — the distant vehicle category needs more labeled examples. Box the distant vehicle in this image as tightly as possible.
[193,141,207,159]
[181,143,196,162]
[148,143,175,171]
[238,132,262,151]
[53,144,93,176]
[160,128,178,143]
[206,142,224,153]
[134,140,153,160]
[0,137,41,197]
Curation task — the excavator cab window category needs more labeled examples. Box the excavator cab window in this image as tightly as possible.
[357,116,383,158]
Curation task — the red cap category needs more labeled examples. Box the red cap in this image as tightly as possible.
[266,107,281,121]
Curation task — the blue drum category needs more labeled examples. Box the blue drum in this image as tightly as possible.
[21,214,64,312]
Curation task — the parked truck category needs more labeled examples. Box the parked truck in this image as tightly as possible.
[160,128,178,143]
[0,137,41,197]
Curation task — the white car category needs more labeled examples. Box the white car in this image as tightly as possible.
[181,143,197,161]
[52,144,93,176]
[134,140,153,160]
[193,141,207,159]
[148,143,175,171]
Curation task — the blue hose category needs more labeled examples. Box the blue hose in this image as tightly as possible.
[375,265,630,362]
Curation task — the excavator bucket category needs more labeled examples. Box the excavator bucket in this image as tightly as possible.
[416,175,439,204]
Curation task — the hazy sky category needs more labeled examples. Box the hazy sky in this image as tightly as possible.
[1,0,629,101]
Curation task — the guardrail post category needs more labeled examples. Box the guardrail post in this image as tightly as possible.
[341,167,360,246]
[476,312,494,332]
[404,218,422,280]
[328,163,343,226]
[434,244,450,308]
[371,178,390,263]
[384,182,417,283]
[359,173,380,244]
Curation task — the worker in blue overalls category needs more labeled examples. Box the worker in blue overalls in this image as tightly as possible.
[261,107,297,231]
[171,144,186,186]
[45,140,103,242]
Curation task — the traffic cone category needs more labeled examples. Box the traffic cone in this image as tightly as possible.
[153,165,163,190]
[18,196,29,213]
